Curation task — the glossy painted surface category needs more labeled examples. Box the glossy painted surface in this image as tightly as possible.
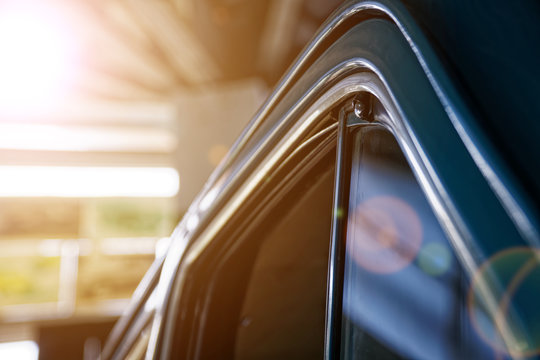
[401,0,540,210]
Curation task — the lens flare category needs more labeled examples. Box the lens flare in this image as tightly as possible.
[468,247,540,357]
[348,196,422,274]
[417,242,451,276]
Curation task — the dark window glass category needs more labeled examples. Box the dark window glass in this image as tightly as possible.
[234,152,335,359]
[182,132,336,359]
[341,127,495,359]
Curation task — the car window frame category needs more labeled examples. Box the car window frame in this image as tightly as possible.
[101,249,166,360]
[128,3,536,357]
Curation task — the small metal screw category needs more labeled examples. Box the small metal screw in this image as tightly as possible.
[352,92,373,123]
[353,98,367,119]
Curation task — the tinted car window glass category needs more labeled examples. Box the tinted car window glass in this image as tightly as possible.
[341,127,494,359]
[234,153,335,359]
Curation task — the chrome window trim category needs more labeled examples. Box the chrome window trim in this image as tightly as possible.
[325,107,350,360]
[110,298,155,360]
[101,250,166,360]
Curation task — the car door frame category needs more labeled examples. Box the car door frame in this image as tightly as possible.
[102,1,539,359]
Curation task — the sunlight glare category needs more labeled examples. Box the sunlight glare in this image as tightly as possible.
[0,166,180,198]
[0,341,38,360]
[0,4,76,115]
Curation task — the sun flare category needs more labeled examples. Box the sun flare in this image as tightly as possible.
[0,4,76,115]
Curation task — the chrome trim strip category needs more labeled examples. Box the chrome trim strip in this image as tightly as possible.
[146,227,189,359]
[284,122,338,164]
[112,304,155,360]
[324,107,349,360]
[102,250,165,360]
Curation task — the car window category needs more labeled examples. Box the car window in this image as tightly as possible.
[340,126,494,359]
[234,149,335,359]
[173,132,337,359]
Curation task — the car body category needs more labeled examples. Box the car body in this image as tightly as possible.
[101,1,540,359]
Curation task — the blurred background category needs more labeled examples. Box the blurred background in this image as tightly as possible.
[0,0,340,358]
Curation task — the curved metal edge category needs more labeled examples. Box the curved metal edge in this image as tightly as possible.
[110,302,155,360]
[101,248,167,360]
[145,227,190,360]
